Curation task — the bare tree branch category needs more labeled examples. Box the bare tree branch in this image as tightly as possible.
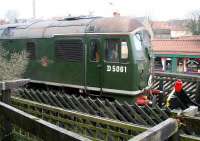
[187,10,200,35]
[0,44,29,81]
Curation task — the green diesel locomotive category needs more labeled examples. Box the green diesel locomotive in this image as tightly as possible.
[0,16,151,102]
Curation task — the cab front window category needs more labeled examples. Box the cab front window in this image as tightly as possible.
[143,31,151,49]
[133,32,145,60]
[0,29,4,36]
[134,33,143,51]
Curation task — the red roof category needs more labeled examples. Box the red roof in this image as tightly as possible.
[152,21,187,31]
[176,35,200,40]
[152,39,200,56]
[170,25,186,31]
[152,21,170,30]
[0,20,7,25]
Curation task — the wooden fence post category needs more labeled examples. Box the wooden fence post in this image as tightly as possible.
[0,79,29,141]
[2,90,11,104]
[168,130,180,141]
[1,83,12,141]
[196,80,200,103]
[158,79,164,107]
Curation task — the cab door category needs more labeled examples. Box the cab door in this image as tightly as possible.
[102,36,131,93]
[86,36,102,92]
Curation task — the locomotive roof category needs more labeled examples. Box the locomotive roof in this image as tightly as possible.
[0,16,143,39]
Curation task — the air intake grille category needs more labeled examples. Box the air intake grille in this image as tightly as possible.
[55,40,83,61]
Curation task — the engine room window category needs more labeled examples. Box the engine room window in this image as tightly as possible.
[105,39,119,62]
[26,42,36,59]
[55,39,83,61]
[90,39,100,62]
[121,41,128,59]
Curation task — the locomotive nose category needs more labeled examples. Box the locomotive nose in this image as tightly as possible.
[137,61,151,90]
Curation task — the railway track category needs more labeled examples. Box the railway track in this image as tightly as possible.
[1,72,199,140]
[11,87,200,141]
[12,72,200,130]
[14,88,170,126]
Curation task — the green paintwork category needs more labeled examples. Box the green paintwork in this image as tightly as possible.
[1,38,84,85]
[101,35,137,91]
[86,35,102,89]
[0,32,150,98]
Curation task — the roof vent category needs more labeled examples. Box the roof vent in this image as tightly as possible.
[61,16,101,21]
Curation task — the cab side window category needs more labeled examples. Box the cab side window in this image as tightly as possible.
[90,39,100,62]
[105,39,120,62]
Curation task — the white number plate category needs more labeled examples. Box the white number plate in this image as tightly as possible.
[106,65,127,73]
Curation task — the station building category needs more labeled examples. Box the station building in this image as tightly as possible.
[152,37,200,74]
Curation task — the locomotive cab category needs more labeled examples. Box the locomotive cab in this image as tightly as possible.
[85,17,152,101]
[99,31,151,101]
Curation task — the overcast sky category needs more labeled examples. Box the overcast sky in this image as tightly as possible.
[0,0,200,21]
